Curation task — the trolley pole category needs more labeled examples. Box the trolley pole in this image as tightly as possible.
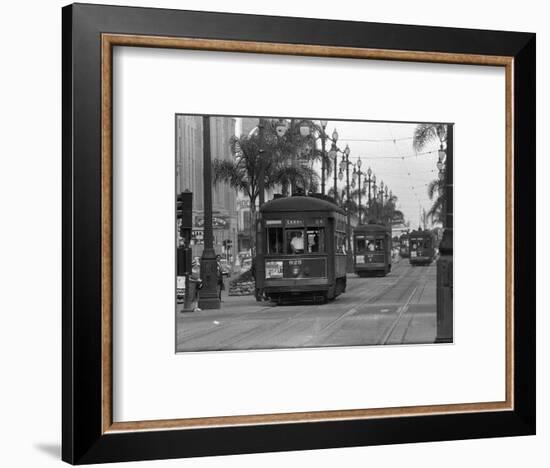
[198,116,221,310]
[436,124,453,343]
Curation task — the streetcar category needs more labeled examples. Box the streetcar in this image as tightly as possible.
[408,229,436,266]
[398,233,410,258]
[255,195,347,304]
[353,223,392,277]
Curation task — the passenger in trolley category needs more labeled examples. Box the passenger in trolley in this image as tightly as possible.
[289,231,304,254]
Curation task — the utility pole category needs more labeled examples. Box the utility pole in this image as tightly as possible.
[436,124,453,342]
[198,116,221,309]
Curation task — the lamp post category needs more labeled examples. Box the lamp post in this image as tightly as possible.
[319,120,328,195]
[353,157,366,224]
[372,179,378,221]
[198,116,221,309]
[329,128,339,202]
[338,144,353,268]
[377,180,384,222]
[365,167,374,222]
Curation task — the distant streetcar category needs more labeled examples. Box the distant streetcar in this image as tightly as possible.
[255,195,348,304]
[353,223,392,277]
[399,233,410,258]
[408,229,436,266]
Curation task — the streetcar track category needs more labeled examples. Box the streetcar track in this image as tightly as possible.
[378,287,418,345]
[177,304,276,341]
[178,262,436,350]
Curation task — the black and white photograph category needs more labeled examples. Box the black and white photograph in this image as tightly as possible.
[175,115,453,352]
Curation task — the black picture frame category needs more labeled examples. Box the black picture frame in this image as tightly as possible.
[62,3,535,464]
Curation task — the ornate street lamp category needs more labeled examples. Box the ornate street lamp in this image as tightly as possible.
[299,120,311,137]
[330,128,339,201]
[318,120,329,194]
[342,144,353,270]
[353,157,366,224]
[275,119,288,137]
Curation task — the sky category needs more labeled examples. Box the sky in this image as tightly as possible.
[319,120,441,228]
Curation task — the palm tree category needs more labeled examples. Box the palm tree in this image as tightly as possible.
[413,123,448,226]
[212,132,318,253]
[412,124,447,153]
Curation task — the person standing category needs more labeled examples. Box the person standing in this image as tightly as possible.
[216,255,225,301]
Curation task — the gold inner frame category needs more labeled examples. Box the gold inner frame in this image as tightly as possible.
[101,33,514,434]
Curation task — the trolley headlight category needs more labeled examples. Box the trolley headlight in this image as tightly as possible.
[291,265,301,277]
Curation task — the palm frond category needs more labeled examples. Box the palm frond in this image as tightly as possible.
[413,123,448,152]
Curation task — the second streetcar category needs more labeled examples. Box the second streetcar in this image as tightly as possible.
[353,223,392,277]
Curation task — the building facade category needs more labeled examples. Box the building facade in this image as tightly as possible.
[176,115,238,261]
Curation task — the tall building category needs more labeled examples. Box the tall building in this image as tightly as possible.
[176,115,238,260]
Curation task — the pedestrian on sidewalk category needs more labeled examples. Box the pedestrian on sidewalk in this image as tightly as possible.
[216,255,225,301]
[189,259,203,312]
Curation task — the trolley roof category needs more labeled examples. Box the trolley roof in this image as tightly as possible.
[353,223,390,233]
[409,229,434,237]
[260,195,344,214]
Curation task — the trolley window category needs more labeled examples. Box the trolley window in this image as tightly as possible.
[336,232,347,254]
[287,229,305,254]
[358,235,384,252]
[306,227,325,253]
[266,227,284,254]
[411,237,431,249]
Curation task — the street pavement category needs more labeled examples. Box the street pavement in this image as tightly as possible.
[176,259,437,352]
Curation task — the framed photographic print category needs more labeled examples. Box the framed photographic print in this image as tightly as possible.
[62,3,536,464]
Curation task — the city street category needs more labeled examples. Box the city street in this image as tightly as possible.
[176,259,436,352]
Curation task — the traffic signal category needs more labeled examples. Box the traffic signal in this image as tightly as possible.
[177,191,193,242]
[223,239,232,249]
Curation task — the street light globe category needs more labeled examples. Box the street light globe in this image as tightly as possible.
[357,157,362,168]
[299,123,311,137]
[275,119,288,137]
[367,166,372,176]
[351,179,356,189]
[320,119,328,129]
[338,170,344,181]
[332,129,339,141]
[329,148,337,160]
[344,144,351,156]
[373,174,377,183]
[438,148,446,163]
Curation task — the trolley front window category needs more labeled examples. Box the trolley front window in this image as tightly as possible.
[287,229,305,254]
[266,227,284,254]
[306,227,325,253]
[411,237,432,249]
[356,235,384,252]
